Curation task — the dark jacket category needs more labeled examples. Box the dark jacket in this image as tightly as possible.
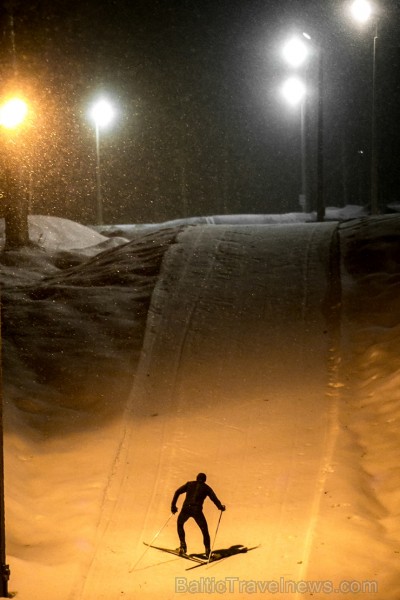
[172,480,224,511]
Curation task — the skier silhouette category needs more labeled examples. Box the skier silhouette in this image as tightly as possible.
[171,473,225,557]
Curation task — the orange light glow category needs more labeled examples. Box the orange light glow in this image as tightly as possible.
[0,97,29,129]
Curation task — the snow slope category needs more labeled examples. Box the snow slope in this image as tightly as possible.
[1,213,399,599]
[77,222,342,599]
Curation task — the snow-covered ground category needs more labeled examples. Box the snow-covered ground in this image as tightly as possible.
[1,211,399,599]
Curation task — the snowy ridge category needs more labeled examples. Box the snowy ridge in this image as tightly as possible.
[2,224,183,437]
[298,216,400,597]
[340,217,400,550]
[93,205,367,240]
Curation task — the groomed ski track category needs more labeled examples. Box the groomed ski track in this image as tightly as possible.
[73,223,378,599]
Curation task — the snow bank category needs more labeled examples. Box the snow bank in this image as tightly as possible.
[28,215,109,249]
[93,212,312,239]
[340,215,400,543]
[93,205,368,240]
[2,225,183,436]
[0,215,129,252]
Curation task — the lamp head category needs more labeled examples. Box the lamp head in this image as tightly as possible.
[0,97,28,129]
[90,99,115,129]
[282,36,309,68]
[281,77,306,106]
[350,0,373,23]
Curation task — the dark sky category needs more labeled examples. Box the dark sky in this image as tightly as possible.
[1,0,399,223]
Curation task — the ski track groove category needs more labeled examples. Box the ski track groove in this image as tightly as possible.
[294,224,342,597]
[170,227,226,404]
[300,225,316,323]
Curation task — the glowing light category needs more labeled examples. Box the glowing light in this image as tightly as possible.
[282,37,309,68]
[281,77,306,106]
[0,98,28,129]
[350,0,373,23]
[90,99,115,129]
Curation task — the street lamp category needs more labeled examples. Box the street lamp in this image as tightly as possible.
[300,33,324,221]
[281,76,308,211]
[0,97,28,130]
[281,37,309,213]
[349,0,379,214]
[350,0,373,22]
[0,95,31,250]
[281,76,308,212]
[89,98,115,225]
[0,93,29,599]
[282,36,309,68]
[281,31,325,219]
[281,76,306,106]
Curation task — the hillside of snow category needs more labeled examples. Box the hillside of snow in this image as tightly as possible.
[0,213,399,599]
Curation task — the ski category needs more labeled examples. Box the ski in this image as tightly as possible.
[185,545,260,570]
[143,542,207,565]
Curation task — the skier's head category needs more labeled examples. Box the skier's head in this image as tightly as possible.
[196,473,207,483]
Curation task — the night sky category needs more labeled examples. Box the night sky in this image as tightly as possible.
[0,0,399,224]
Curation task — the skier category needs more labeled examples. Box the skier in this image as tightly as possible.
[171,472,226,557]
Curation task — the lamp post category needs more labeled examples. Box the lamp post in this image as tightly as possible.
[281,76,308,211]
[282,35,323,216]
[89,98,115,225]
[0,94,29,598]
[0,96,30,249]
[282,37,309,212]
[350,0,379,214]
[0,376,9,599]
[316,43,325,222]
[282,33,325,220]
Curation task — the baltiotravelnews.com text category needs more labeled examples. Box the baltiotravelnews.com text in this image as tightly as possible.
[175,576,378,594]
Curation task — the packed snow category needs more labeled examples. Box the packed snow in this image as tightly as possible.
[1,211,399,599]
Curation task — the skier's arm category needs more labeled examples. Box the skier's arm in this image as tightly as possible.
[207,486,226,511]
[171,483,187,513]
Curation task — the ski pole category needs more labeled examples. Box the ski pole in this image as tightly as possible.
[207,509,223,565]
[129,512,175,572]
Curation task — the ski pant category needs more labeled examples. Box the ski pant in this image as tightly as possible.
[177,506,210,550]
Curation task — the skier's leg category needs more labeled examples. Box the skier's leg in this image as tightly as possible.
[193,510,211,553]
[177,510,190,552]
